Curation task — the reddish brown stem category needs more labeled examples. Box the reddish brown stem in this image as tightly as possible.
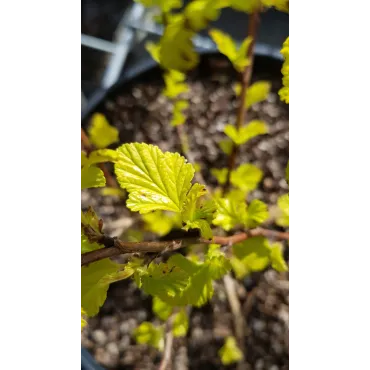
[223,11,260,193]
[81,128,119,189]
[81,228,288,266]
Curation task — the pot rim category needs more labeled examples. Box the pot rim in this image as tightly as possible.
[81,44,283,123]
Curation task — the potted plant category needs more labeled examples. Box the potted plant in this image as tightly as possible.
[81,1,289,369]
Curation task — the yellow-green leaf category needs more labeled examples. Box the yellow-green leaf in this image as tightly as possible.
[134,0,182,12]
[181,183,208,222]
[229,0,260,12]
[233,36,253,72]
[180,264,214,307]
[142,211,182,237]
[100,187,125,198]
[185,0,225,31]
[224,120,268,145]
[247,81,271,107]
[146,41,161,63]
[81,207,103,253]
[230,163,263,192]
[152,297,173,321]
[134,322,164,351]
[209,29,251,72]
[230,256,249,279]
[234,81,272,108]
[232,236,271,273]
[159,16,199,71]
[81,165,106,189]
[279,37,289,103]
[114,143,195,213]
[86,149,118,166]
[81,308,87,330]
[276,193,289,227]
[171,100,189,126]
[81,259,120,317]
[88,113,119,149]
[172,309,189,337]
[163,70,189,99]
[206,245,232,279]
[262,0,289,12]
[211,168,228,185]
[245,199,269,228]
[218,336,243,365]
[270,242,288,272]
[219,138,233,155]
[81,151,88,166]
[138,261,190,303]
[212,194,247,231]
[193,162,201,172]
[183,219,213,239]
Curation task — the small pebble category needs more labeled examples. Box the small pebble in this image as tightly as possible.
[92,330,107,346]
[252,319,266,332]
[106,342,119,356]
[119,335,130,351]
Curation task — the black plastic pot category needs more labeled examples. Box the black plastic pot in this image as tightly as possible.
[82,347,105,370]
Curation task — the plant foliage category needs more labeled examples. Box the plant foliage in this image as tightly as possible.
[81,1,289,364]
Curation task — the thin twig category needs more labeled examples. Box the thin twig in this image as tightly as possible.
[81,227,288,266]
[223,11,261,193]
[81,128,119,189]
[159,319,174,370]
[223,274,250,370]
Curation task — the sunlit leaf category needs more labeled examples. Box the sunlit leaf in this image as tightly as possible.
[171,100,189,126]
[145,41,161,63]
[142,211,182,237]
[218,336,243,365]
[219,138,234,155]
[245,199,269,228]
[81,165,106,189]
[163,70,189,99]
[134,322,164,351]
[262,0,289,12]
[206,245,232,279]
[211,168,228,185]
[276,193,289,227]
[172,309,189,337]
[86,149,118,166]
[115,143,195,213]
[212,194,247,231]
[152,296,173,320]
[270,242,288,272]
[81,308,87,330]
[81,259,120,317]
[88,113,119,149]
[100,187,125,198]
[224,120,268,145]
[134,0,182,12]
[279,37,289,103]
[233,236,271,273]
[159,16,199,71]
[230,163,263,192]
[209,29,251,72]
[185,0,225,31]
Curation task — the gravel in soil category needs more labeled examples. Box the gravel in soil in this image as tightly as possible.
[82,55,289,370]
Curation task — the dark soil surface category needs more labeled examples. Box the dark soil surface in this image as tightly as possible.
[82,55,289,370]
